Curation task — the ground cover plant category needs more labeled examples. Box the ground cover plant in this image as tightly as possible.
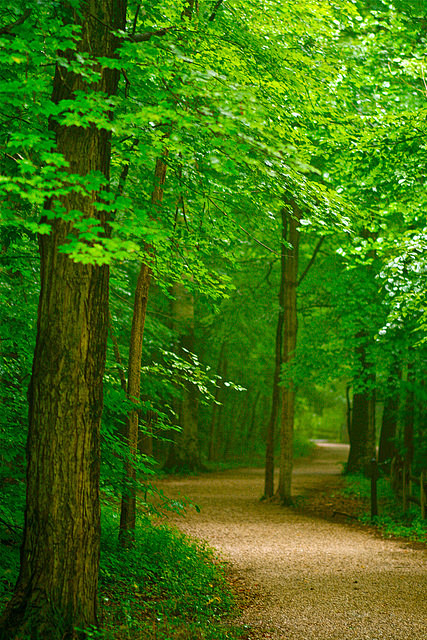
[341,474,427,543]
[0,510,243,640]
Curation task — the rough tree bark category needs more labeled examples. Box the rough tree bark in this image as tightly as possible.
[277,202,300,505]
[0,1,126,638]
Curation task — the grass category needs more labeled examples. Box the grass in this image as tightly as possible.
[0,509,245,640]
[341,473,427,543]
[98,510,243,639]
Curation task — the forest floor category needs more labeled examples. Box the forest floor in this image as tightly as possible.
[156,443,427,640]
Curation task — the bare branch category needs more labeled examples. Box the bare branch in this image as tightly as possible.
[0,515,23,534]
[131,4,141,37]
[0,8,32,36]
[131,27,175,43]
[207,196,279,256]
[297,236,325,287]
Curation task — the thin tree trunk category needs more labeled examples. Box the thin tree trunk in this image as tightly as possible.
[0,2,126,637]
[264,216,287,497]
[164,282,201,471]
[346,337,376,474]
[404,359,414,467]
[347,231,378,474]
[346,384,352,444]
[277,202,300,505]
[139,409,155,456]
[378,366,401,471]
[235,398,252,458]
[119,154,167,545]
[266,228,324,497]
[119,263,151,546]
[213,357,228,459]
[223,391,245,458]
[378,394,398,471]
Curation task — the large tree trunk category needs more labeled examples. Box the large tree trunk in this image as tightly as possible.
[0,2,126,638]
[264,213,287,498]
[277,202,300,505]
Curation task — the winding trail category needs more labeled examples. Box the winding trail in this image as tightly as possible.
[156,443,427,639]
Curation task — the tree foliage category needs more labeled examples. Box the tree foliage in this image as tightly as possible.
[0,0,426,636]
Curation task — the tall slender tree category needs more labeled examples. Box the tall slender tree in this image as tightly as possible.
[264,211,287,498]
[119,155,168,546]
[277,201,300,505]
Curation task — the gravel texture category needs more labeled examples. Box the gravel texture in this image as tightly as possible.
[156,443,427,639]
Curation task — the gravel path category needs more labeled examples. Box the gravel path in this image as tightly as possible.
[156,443,427,639]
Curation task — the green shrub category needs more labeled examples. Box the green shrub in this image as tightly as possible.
[342,474,427,543]
[0,510,243,639]
[98,510,242,639]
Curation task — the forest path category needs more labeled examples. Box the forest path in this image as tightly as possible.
[156,443,427,639]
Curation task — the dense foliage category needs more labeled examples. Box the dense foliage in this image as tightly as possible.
[0,0,426,637]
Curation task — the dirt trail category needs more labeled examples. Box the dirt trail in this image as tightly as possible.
[156,443,427,640]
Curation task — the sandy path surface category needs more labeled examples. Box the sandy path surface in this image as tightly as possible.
[156,443,427,639]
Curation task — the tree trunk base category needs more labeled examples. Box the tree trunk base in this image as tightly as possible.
[0,586,95,640]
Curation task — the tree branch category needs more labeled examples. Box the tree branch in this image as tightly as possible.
[207,196,279,256]
[0,515,23,535]
[130,27,175,43]
[131,4,141,36]
[297,236,325,287]
[0,8,31,35]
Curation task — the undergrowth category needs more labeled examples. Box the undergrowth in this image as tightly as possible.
[0,510,244,640]
[205,431,315,473]
[342,473,427,543]
[98,510,242,639]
